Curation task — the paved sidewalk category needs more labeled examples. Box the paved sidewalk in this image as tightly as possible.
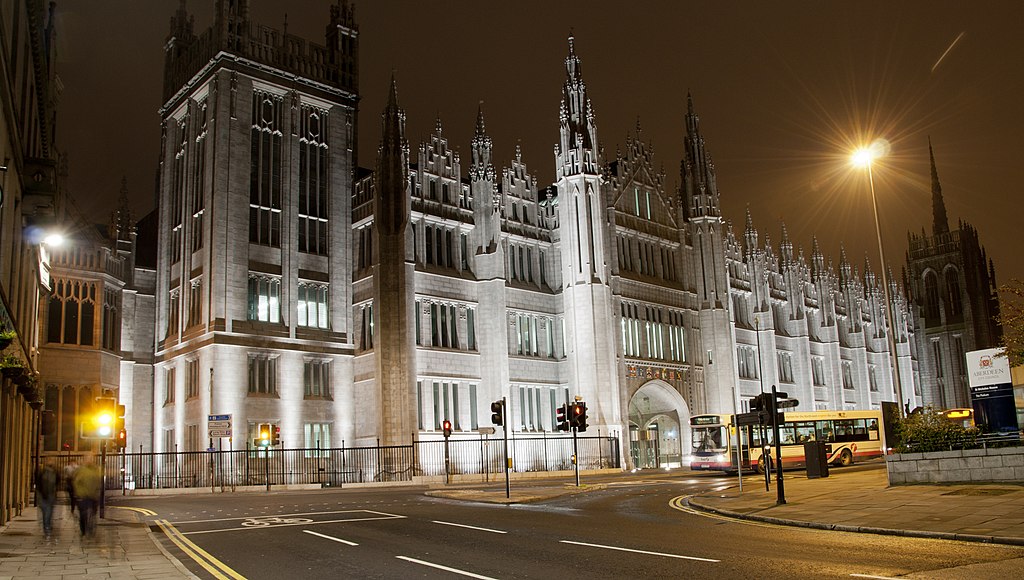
[687,464,1024,546]
[0,502,195,579]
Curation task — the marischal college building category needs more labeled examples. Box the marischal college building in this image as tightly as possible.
[34,1,1001,473]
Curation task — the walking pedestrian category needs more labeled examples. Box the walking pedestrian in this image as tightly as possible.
[63,459,79,514]
[72,454,102,537]
[35,459,59,539]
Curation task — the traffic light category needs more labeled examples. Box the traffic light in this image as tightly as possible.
[271,425,281,446]
[114,403,126,445]
[442,419,452,438]
[749,393,768,412]
[575,402,588,433]
[555,404,569,431]
[257,423,271,447]
[490,400,504,426]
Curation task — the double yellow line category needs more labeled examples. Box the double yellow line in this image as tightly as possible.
[154,518,247,580]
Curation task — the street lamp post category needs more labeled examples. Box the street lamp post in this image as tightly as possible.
[853,143,906,417]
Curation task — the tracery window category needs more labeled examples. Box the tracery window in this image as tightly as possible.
[46,279,97,346]
[249,91,283,247]
[298,105,329,255]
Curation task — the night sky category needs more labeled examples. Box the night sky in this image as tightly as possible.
[54,1,1023,283]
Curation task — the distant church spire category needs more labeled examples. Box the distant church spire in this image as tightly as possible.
[929,138,950,236]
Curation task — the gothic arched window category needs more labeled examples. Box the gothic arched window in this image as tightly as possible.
[924,271,940,320]
[946,269,963,318]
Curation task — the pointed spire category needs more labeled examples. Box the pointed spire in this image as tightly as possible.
[929,138,950,236]
[376,74,409,236]
[435,114,443,135]
[779,221,793,265]
[475,102,486,136]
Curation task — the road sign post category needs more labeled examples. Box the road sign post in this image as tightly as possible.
[771,386,786,505]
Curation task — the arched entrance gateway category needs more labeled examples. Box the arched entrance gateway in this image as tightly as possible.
[627,380,692,469]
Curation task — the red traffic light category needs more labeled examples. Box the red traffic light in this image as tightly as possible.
[442,420,453,438]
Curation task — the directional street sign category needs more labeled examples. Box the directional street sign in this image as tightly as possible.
[208,414,232,438]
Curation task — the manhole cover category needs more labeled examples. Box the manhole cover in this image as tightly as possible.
[942,488,1016,496]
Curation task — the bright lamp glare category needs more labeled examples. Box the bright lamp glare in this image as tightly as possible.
[42,233,64,247]
[850,138,892,168]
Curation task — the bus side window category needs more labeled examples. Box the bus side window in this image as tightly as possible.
[852,419,867,437]
[816,420,835,442]
[780,426,796,445]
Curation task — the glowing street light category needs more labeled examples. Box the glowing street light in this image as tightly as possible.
[851,139,905,416]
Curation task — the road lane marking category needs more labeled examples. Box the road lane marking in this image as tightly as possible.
[433,520,507,534]
[111,506,157,516]
[184,515,406,535]
[303,529,358,546]
[668,495,778,529]
[156,519,247,580]
[395,556,497,579]
[559,540,719,562]
[170,509,404,525]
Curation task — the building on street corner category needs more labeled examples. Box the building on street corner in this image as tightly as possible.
[22,1,1003,483]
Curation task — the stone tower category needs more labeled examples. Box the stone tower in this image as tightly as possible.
[681,95,735,413]
[153,0,359,453]
[906,141,1002,409]
[555,35,620,430]
[372,79,415,445]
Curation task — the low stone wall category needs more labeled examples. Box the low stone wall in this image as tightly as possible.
[887,447,1024,484]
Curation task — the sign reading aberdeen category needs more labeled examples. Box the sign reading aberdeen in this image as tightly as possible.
[965,348,1018,433]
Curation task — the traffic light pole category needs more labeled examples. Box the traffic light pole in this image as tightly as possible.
[100,440,107,518]
[771,385,786,505]
[501,397,510,499]
[572,426,580,487]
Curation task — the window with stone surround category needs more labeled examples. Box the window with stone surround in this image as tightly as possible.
[298,105,329,255]
[249,90,282,247]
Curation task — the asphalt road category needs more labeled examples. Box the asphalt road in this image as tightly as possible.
[112,471,1024,579]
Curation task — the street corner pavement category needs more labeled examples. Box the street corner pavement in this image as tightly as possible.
[686,463,1024,546]
[425,482,607,504]
[0,501,196,579]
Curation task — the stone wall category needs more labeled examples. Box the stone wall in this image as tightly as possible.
[886,447,1024,484]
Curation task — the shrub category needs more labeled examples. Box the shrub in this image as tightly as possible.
[894,408,980,453]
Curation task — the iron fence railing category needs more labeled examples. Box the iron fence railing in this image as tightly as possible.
[45,435,620,492]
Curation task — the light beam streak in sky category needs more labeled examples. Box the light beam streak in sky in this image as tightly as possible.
[932,31,965,73]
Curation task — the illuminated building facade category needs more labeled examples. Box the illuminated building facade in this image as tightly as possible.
[148,1,939,469]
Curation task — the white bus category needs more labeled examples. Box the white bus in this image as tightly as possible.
[689,409,886,473]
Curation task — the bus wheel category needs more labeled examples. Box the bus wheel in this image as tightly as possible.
[838,449,853,467]
[755,456,768,474]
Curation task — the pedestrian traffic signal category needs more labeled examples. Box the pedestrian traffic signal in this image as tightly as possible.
[442,420,452,438]
[490,400,504,426]
[555,404,569,431]
[271,425,281,446]
[115,428,127,450]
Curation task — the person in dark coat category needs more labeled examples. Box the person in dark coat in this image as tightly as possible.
[35,459,59,539]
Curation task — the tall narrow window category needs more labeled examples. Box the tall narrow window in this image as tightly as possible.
[185,358,200,399]
[171,117,187,263]
[298,106,329,255]
[167,289,180,338]
[467,308,476,350]
[247,354,278,395]
[102,289,120,351]
[191,101,207,253]
[247,274,280,323]
[946,269,962,318]
[415,300,422,345]
[304,359,331,398]
[297,283,329,329]
[249,91,282,247]
[165,367,176,404]
[187,278,202,328]
[460,233,469,270]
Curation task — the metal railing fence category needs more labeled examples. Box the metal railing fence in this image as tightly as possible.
[44,435,620,491]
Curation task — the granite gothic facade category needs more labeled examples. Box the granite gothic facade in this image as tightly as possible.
[43,1,1000,470]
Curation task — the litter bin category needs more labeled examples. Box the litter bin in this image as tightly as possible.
[804,440,829,479]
